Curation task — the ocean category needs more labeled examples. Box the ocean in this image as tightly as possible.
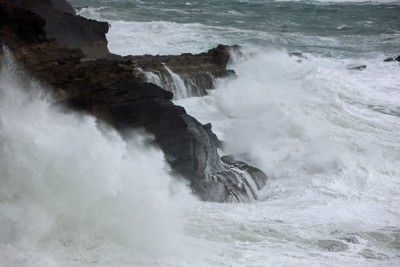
[1,0,400,266]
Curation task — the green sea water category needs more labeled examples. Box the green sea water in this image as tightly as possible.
[69,0,400,57]
[1,1,399,266]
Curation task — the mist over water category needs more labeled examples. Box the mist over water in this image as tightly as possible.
[179,49,400,266]
[4,0,400,266]
[215,50,400,179]
[0,49,197,266]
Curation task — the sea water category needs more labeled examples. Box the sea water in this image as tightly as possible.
[1,0,400,266]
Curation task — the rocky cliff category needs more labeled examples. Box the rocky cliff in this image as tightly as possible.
[0,0,267,202]
[7,0,110,59]
[128,45,239,98]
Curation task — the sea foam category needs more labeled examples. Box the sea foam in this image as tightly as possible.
[0,48,197,266]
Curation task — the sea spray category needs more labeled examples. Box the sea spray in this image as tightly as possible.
[215,48,400,185]
[17,0,400,265]
[0,49,196,265]
[141,66,207,99]
[181,48,400,265]
[162,65,189,99]
[209,48,400,230]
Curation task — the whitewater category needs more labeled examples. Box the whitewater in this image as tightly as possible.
[1,0,400,266]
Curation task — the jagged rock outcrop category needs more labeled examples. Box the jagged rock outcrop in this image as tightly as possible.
[0,0,46,47]
[128,45,238,98]
[6,0,110,59]
[3,0,236,95]
[0,0,268,202]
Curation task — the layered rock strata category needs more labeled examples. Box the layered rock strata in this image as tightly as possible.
[0,0,267,202]
[129,45,239,98]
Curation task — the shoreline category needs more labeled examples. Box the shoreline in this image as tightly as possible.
[0,0,268,202]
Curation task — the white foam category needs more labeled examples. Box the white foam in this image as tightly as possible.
[177,48,400,265]
[106,20,227,56]
[162,65,190,99]
[0,49,199,266]
[46,1,400,265]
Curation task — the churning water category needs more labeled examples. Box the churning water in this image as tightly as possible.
[2,0,400,266]
[0,48,197,266]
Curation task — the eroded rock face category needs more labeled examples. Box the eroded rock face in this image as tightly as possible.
[128,45,238,98]
[0,0,46,47]
[4,0,110,59]
[0,0,268,202]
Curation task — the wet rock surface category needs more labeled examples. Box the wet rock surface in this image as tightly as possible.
[7,0,110,59]
[128,44,237,97]
[348,64,367,71]
[383,55,400,62]
[0,0,47,47]
[289,52,306,59]
[0,0,268,202]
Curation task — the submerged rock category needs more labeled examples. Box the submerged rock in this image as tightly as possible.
[339,236,360,244]
[289,52,306,59]
[348,64,367,71]
[289,52,307,63]
[316,240,349,252]
[383,56,400,62]
[0,0,268,202]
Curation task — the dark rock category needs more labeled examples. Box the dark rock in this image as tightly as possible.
[48,0,76,14]
[289,52,307,59]
[348,65,366,71]
[9,0,76,15]
[126,45,238,97]
[210,44,241,69]
[316,240,349,252]
[4,0,110,59]
[0,0,46,47]
[339,236,359,244]
[289,52,307,63]
[221,155,268,192]
[203,123,223,149]
[0,0,268,202]
[384,56,400,62]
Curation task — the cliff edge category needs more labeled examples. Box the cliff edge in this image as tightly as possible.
[0,0,268,202]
